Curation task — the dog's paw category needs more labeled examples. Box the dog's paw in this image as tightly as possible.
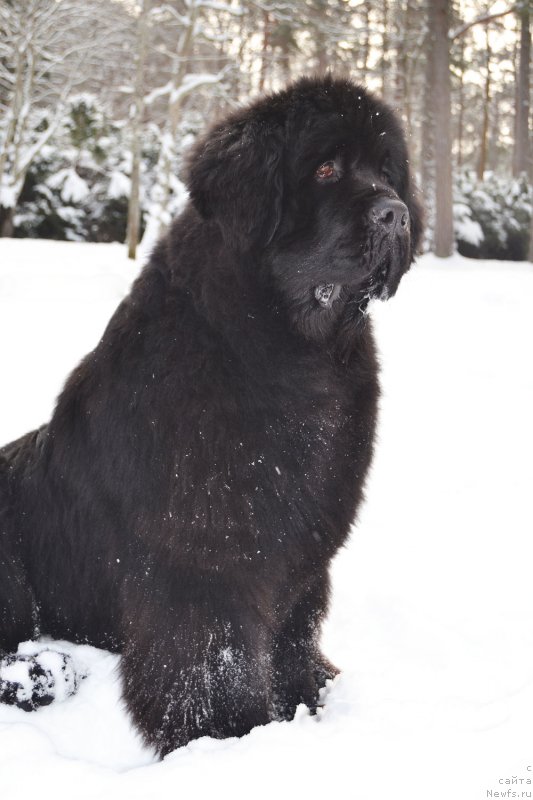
[314,654,339,688]
[0,650,82,711]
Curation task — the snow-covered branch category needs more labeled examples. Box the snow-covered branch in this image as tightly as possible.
[169,71,226,106]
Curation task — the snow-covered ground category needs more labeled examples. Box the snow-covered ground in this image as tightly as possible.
[0,238,532,800]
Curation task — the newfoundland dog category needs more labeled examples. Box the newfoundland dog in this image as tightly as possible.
[0,76,422,755]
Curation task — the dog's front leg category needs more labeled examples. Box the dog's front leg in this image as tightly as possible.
[120,576,272,756]
[271,571,338,720]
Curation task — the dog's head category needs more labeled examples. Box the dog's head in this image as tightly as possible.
[186,76,423,338]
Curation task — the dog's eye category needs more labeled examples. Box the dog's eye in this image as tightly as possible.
[315,161,338,181]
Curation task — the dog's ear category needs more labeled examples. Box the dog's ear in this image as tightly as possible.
[185,117,284,251]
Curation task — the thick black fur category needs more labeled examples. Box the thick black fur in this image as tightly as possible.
[0,76,422,756]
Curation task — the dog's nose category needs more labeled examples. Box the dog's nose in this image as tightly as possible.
[369,198,409,232]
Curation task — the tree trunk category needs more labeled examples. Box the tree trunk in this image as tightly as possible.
[476,26,491,181]
[456,36,465,170]
[0,208,14,238]
[381,0,389,101]
[513,6,531,177]
[393,6,405,113]
[360,2,370,83]
[126,0,150,261]
[140,3,209,250]
[258,11,271,92]
[403,0,415,137]
[421,10,436,249]
[529,206,533,262]
[430,0,454,258]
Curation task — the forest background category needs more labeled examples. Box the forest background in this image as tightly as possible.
[0,0,531,262]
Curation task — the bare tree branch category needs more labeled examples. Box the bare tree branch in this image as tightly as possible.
[450,6,516,40]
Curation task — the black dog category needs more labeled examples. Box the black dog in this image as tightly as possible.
[0,76,422,755]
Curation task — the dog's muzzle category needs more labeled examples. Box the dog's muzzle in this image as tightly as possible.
[367,197,410,296]
[314,198,411,310]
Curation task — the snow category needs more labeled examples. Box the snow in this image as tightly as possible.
[0,660,35,704]
[1,239,532,799]
[169,71,225,106]
[0,181,19,209]
[454,201,484,245]
[47,168,90,204]
[108,170,131,200]
[143,80,173,107]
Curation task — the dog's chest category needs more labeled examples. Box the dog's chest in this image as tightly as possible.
[165,355,374,568]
